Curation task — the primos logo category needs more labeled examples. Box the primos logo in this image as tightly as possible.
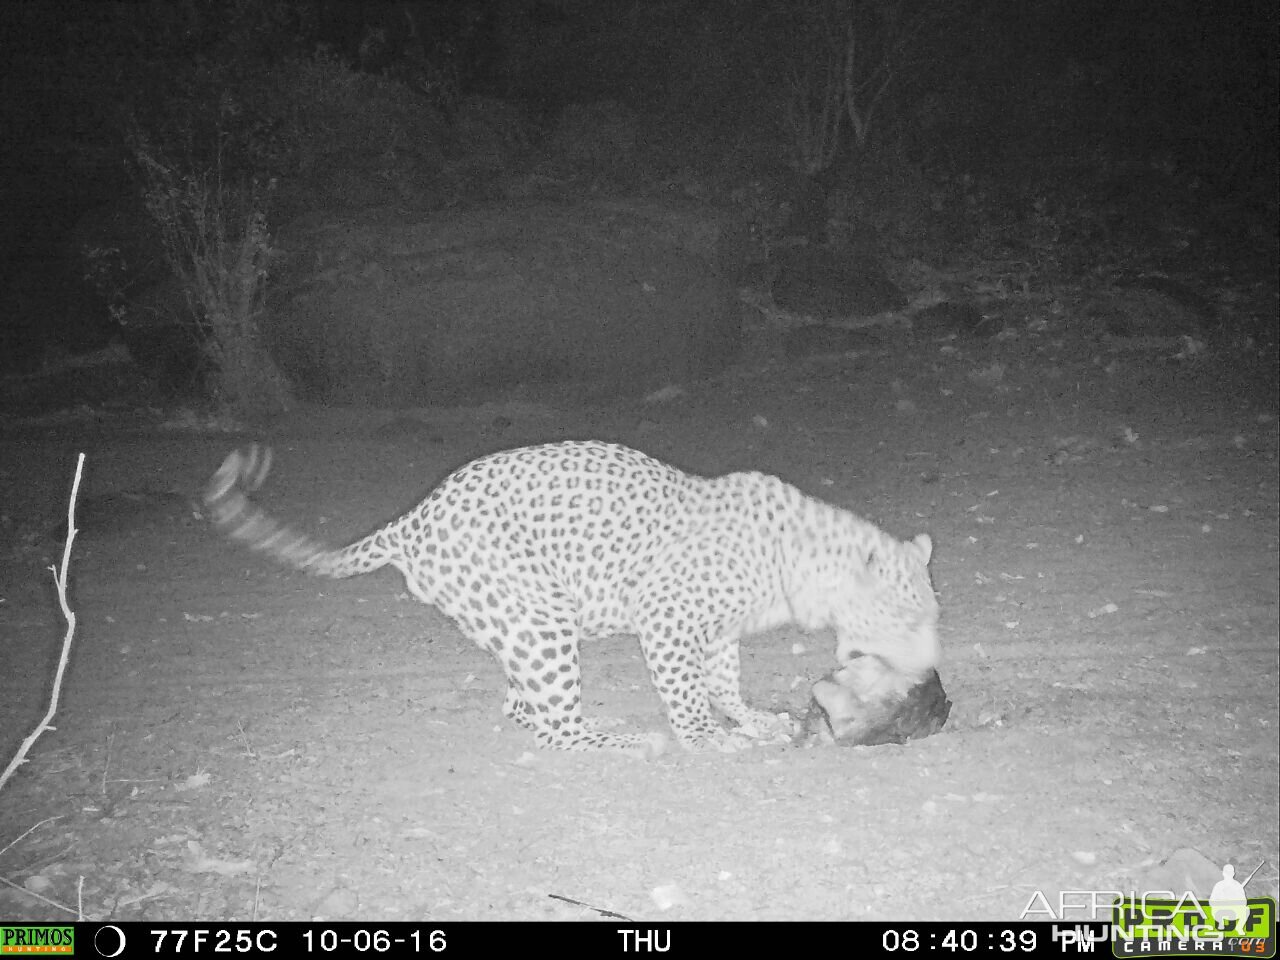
[0,926,75,955]
[1111,896,1276,958]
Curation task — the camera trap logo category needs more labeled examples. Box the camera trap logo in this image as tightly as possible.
[1111,863,1276,958]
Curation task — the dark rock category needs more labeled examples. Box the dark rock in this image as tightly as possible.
[910,301,997,338]
[1083,286,1207,339]
[770,247,906,319]
[783,323,887,359]
[1131,276,1215,327]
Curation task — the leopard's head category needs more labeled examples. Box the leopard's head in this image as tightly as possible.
[833,532,940,680]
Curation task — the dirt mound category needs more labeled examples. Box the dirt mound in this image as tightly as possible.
[266,201,743,404]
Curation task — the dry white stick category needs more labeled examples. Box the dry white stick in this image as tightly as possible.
[0,873,77,917]
[101,731,114,795]
[0,817,61,860]
[0,453,85,794]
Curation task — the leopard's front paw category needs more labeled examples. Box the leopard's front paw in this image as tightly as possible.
[675,725,754,754]
[734,709,799,743]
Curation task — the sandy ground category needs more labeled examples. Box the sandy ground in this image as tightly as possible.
[1,318,1276,922]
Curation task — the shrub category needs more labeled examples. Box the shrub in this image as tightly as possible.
[130,119,292,419]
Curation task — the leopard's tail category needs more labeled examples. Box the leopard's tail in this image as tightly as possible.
[204,446,392,579]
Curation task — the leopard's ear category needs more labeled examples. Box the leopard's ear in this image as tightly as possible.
[912,533,933,563]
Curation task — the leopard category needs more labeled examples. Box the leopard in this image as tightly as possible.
[204,440,940,759]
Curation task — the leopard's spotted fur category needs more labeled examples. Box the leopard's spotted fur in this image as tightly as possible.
[205,441,940,758]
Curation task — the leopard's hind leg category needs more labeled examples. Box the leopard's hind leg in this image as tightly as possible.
[472,593,664,759]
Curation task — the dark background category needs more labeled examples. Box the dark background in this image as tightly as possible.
[1,0,1275,380]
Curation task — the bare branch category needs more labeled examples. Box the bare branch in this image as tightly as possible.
[0,454,85,795]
